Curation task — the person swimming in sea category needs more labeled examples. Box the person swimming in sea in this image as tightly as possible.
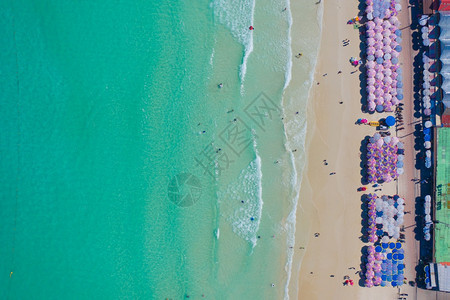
[218,83,223,88]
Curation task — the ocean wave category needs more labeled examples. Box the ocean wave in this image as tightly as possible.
[281,1,324,299]
[218,141,263,248]
[211,0,255,86]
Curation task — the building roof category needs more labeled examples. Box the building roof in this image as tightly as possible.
[437,263,450,292]
[435,127,450,263]
[440,0,450,12]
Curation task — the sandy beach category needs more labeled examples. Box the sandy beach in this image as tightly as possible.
[289,0,439,299]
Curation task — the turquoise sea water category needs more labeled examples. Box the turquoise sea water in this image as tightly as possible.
[0,1,321,299]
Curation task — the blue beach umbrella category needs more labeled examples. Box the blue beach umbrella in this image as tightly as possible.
[392,249,397,253]
[389,243,396,249]
[398,253,404,260]
[395,45,402,52]
[396,243,402,249]
[375,245,383,252]
[395,29,402,37]
[396,161,404,168]
[392,275,398,281]
[381,275,387,281]
[397,280,403,286]
[392,281,397,287]
[398,264,405,270]
[377,230,384,236]
[398,274,404,281]
[376,211,383,217]
[424,134,431,141]
[397,75,403,81]
[385,116,396,126]
[392,57,399,64]
[397,94,404,100]
[387,275,392,282]
[397,81,403,88]
[397,67,402,75]
[376,57,384,64]
[376,105,384,112]
[382,243,389,249]
[381,281,387,287]
[387,253,393,260]
[393,253,398,260]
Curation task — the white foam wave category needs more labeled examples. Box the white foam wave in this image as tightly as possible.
[281,1,324,299]
[211,0,255,87]
[218,143,263,248]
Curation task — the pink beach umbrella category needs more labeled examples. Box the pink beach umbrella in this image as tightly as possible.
[383,77,393,85]
[374,63,383,71]
[375,18,382,26]
[366,270,375,279]
[367,78,376,85]
[374,42,383,50]
[366,61,376,69]
[383,68,392,76]
[390,40,399,49]
[376,139,384,147]
[373,276,382,286]
[375,72,384,80]
[367,68,376,77]
[367,47,376,56]
[376,97,384,105]
[366,29,375,38]
[391,50,400,58]
[383,93,392,101]
[383,37,391,45]
[374,252,383,260]
[367,85,376,93]
[368,94,376,102]
[374,88,384,96]
[375,32,383,40]
[373,264,382,273]
[383,45,392,53]
[367,21,376,29]
[382,30,391,37]
[391,136,399,145]
[391,98,400,106]
[365,279,374,287]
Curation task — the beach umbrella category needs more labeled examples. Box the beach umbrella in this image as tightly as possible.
[376,104,384,112]
[419,15,428,26]
[368,101,376,111]
[383,136,392,144]
[396,242,402,249]
[366,61,376,69]
[391,137,399,145]
[391,57,399,64]
[376,57,384,64]
[385,116,396,126]
[375,32,383,40]
[398,264,404,270]
[397,198,404,205]
[367,30,376,38]
[422,32,428,40]
[424,141,431,149]
[367,55,375,61]
[424,108,432,116]
[397,93,404,100]
[423,38,430,46]
[397,142,404,149]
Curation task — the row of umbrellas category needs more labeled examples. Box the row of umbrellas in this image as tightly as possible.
[421,18,431,46]
[422,52,434,116]
[365,242,405,287]
[424,195,432,241]
[366,134,402,183]
[365,0,402,20]
[365,17,403,112]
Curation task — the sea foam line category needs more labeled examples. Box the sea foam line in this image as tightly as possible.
[281,1,324,299]
[211,0,255,93]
